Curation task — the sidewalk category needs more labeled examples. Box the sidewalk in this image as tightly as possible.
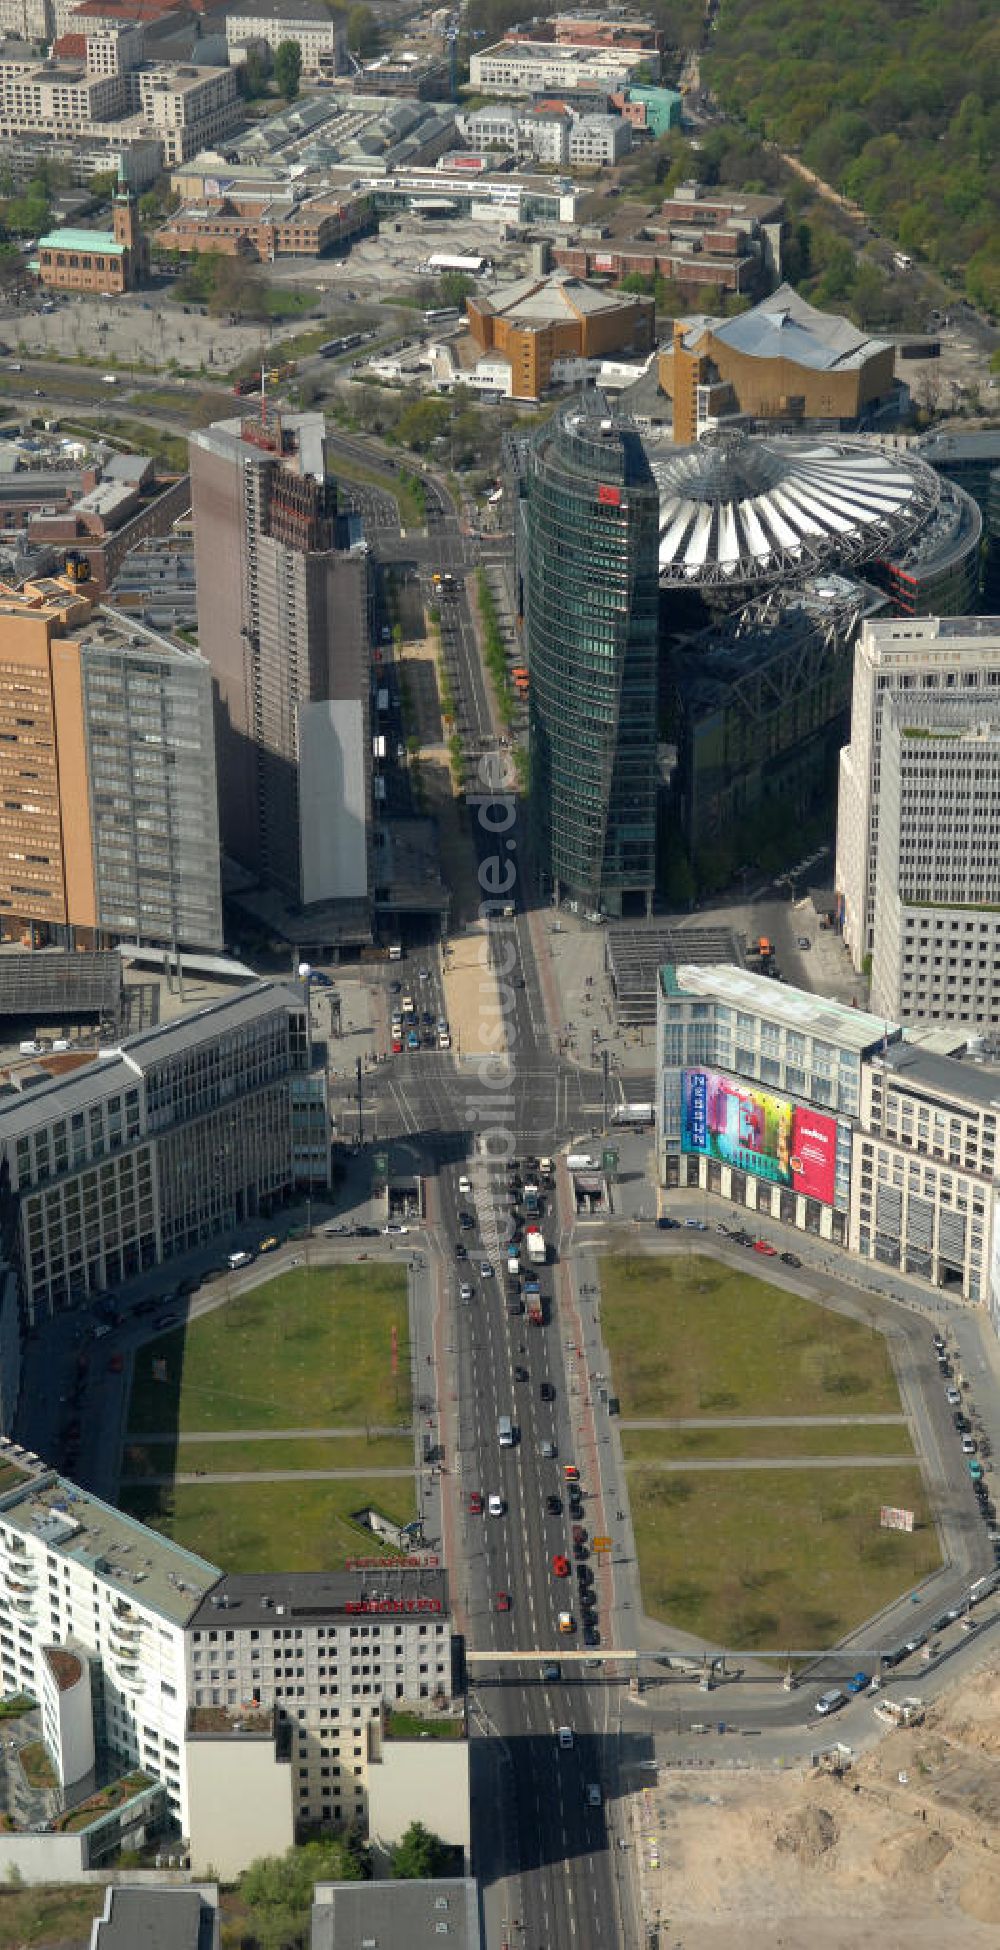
[441,926,505,1060]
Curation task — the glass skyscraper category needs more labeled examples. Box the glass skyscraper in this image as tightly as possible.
[518,397,660,918]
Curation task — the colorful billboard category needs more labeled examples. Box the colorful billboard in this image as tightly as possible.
[681,1068,838,1207]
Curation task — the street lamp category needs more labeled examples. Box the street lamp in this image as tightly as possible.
[298,961,313,1069]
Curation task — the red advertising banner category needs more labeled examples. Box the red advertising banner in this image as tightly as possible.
[597,484,622,507]
[681,1069,838,1207]
[345,1555,439,1570]
[790,1104,837,1206]
[344,1598,443,1614]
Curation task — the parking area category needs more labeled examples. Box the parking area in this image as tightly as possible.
[903,321,1000,417]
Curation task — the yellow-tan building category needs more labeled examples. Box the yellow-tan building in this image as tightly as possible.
[659,284,897,444]
[0,574,221,949]
[467,268,655,400]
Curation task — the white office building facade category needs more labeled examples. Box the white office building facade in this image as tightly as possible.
[852,1041,998,1304]
[185,1572,456,1832]
[0,1452,220,1833]
[871,694,1000,1029]
[836,614,1000,968]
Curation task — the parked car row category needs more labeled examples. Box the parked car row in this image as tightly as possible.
[936,1332,997,1529]
[657,1215,800,1266]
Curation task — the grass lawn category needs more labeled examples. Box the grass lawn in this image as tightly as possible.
[122,1433,414,1476]
[629,1464,939,1647]
[385,1709,463,1740]
[600,1254,900,1418]
[133,388,239,426]
[602,1253,935,1645]
[0,1886,106,1944]
[126,1264,410,1437]
[120,1476,418,1573]
[621,1421,914,1462]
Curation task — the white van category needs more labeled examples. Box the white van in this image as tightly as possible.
[498,1415,514,1448]
[566,1153,594,1171]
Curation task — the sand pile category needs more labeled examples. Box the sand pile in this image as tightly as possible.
[630,1651,1000,1948]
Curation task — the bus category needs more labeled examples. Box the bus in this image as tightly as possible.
[423,307,461,327]
[893,252,913,272]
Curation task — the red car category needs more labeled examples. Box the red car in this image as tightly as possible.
[467,1491,483,1515]
[563,1463,580,1482]
[391,1038,403,1055]
[753,1240,777,1256]
[552,1554,571,1579]
[495,1590,511,1612]
[108,1353,124,1373]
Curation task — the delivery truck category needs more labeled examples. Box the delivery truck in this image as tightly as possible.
[526,1227,546,1266]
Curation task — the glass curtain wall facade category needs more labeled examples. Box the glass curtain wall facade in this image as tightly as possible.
[523,398,660,918]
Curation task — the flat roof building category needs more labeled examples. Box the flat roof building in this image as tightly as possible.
[470,36,656,96]
[90,1885,220,1949]
[854,1039,1000,1306]
[555,180,784,301]
[226,0,346,77]
[0,573,221,955]
[189,411,373,929]
[311,1880,480,1950]
[184,1571,465,1868]
[656,960,898,1243]
[655,956,1000,1305]
[835,615,1000,970]
[0,1448,464,1882]
[871,694,1000,1032]
[0,1448,221,1832]
[0,979,324,1320]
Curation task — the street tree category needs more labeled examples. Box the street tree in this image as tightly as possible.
[389,1820,452,1879]
[274,38,302,100]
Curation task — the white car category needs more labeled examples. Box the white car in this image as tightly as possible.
[459,1283,473,1302]
[946,1387,962,1407]
[815,1689,846,1716]
[459,1175,472,1194]
[558,1726,574,1749]
[488,1494,504,1517]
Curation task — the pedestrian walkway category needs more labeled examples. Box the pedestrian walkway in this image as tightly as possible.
[442,925,504,1059]
[121,1467,417,1487]
[138,1425,406,1443]
[620,1413,908,1429]
[623,1454,915,1472]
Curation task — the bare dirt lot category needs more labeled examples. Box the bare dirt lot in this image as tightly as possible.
[634,1654,1000,1947]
